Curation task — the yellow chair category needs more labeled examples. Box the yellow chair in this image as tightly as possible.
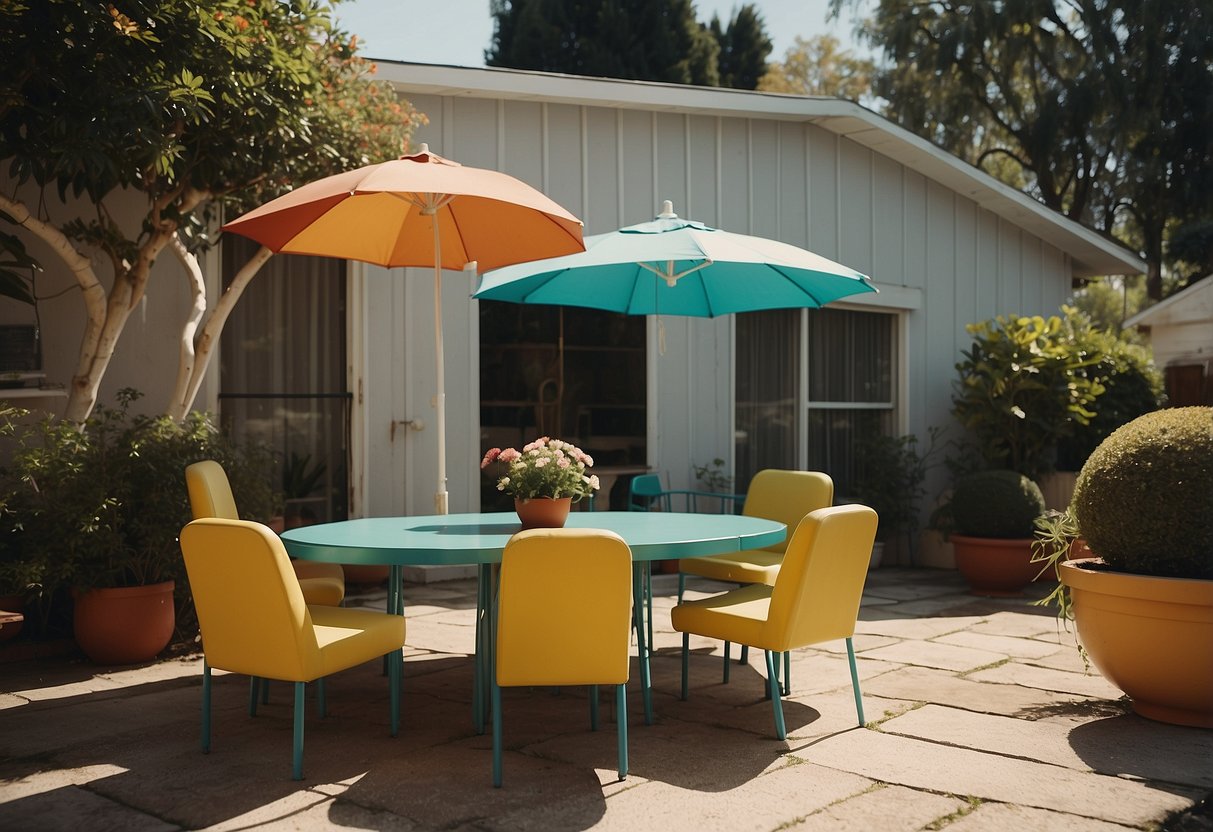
[677,469,834,686]
[492,528,633,787]
[185,459,346,606]
[671,504,878,740]
[180,517,405,780]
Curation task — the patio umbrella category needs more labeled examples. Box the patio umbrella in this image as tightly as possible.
[473,201,875,317]
[223,144,585,514]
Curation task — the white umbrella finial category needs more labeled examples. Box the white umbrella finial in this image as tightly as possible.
[657,200,677,219]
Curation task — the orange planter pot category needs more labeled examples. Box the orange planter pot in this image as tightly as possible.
[514,496,572,529]
[1060,559,1213,728]
[952,535,1043,596]
[73,581,175,665]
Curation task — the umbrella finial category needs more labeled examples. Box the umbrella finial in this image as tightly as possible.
[657,200,677,219]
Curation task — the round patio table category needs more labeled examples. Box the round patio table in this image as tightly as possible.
[282,510,785,729]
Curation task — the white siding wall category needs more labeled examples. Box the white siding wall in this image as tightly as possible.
[356,91,1073,514]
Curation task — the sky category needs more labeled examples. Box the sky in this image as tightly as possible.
[331,0,869,68]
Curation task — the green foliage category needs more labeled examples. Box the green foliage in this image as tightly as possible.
[853,429,939,542]
[0,228,38,305]
[692,458,733,493]
[282,452,326,500]
[1071,276,1150,335]
[951,312,1103,479]
[837,0,1213,301]
[482,438,599,502]
[1071,407,1213,579]
[951,470,1046,539]
[1056,309,1165,470]
[0,390,274,635]
[487,0,775,89]
[757,35,875,101]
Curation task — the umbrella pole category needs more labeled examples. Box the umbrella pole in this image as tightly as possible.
[432,219,449,515]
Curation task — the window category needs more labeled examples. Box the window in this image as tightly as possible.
[735,307,896,496]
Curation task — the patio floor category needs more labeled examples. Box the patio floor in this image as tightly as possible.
[1,568,1210,831]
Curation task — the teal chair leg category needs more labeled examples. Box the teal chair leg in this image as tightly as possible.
[645,564,654,652]
[616,683,628,780]
[740,645,749,664]
[677,572,686,602]
[590,684,600,730]
[292,681,306,780]
[765,650,786,740]
[202,661,212,753]
[723,641,731,682]
[316,676,327,717]
[248,676,260,716]
[389,648,402,736]
[261,677,270,704]
[491,678,504,788]
[783,650,791,697]
[846,637,865,726]
[680,631,690,700]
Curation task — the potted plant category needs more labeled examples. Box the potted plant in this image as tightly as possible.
[0,390,274,663]
[950,469,1048,595]
[852,430,937,568]
[1035,406,1213,727]
[481,437,599,529]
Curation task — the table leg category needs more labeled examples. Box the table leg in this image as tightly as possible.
[632,562,653,725]
[473,563,491,735]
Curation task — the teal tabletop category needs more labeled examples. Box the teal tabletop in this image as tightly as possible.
[281,510,785,565]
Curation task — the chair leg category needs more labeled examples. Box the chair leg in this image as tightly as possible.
[316,676,327,717]
[677,572,686,602]
[680,631,690,701]
[846,637,865,726]
[491,678,504,788]
[590,684,600,731]
[740,644,749,665]
[262,677,270,704]
[616,683,628,780]
[248,676,259,717]
[645,564,654,651]
[722,641,731,683]
[389,648,402,737]
[783,650,791,697]
[765,650,786,740]
[292,681,306,781]
[202,661,212,753]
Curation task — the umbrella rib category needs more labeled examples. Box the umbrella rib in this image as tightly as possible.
[767,264,823,306]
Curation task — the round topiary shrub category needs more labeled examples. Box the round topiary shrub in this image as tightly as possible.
[1072,406,1213,579]
[952,469,1047,538]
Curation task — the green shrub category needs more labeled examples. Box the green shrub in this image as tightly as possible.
[951,469,1047,538]
[951,312,1104,479]
[1072,407,1213,579]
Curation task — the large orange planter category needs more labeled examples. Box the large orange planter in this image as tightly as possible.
[1060,559,1213,728]
[73,581,175,665]
[952,535,1043,596]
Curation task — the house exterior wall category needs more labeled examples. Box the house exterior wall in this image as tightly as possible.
[355,88,1074,516]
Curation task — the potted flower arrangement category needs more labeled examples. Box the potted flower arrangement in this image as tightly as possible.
[481,437,599,528]
[1034,406,1213,727]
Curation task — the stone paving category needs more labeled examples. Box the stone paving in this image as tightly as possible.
[0,567,1209,831]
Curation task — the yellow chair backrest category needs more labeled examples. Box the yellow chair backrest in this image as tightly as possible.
[763,504,878,651]
[185,460,240,520]
[180,518,322,681]
[743,469,834,554]
[496,528,633,687]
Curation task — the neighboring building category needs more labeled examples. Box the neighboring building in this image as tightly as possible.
[1124,275,1213,407]
[3,63,1146,547]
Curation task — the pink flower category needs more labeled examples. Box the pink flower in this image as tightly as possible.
[499,448,521,464]
[480,448,501,469]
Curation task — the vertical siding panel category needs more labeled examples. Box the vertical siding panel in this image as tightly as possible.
[544,104,585,223]
[777,123,808,247]
[621,110,654,225]
[501,101,543,185]
[838,140,873,276]
[953,197,978,348]
[654,113,688,216]
[584,107,619,233]
[687,115,718,223]
[999,221,1023,313]
[750,121,778,236]
[807,127,838,258]
[407,93,443,150]
[872,153,904,284]
[976,209,1000,319]
[922,181,956,438]
[719,118,749,231]
[1042,244,1068,311]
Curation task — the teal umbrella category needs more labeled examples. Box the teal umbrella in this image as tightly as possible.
[474,201,876,316]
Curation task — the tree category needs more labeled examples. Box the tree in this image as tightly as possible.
[835,0,1213,301]
[0,0,422,423]
[486,0,728,86]
[709,5,772,90]
[758,34,874,101]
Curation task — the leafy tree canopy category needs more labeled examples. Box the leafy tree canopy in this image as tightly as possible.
[758,34,874,101]
[487,0,773,89]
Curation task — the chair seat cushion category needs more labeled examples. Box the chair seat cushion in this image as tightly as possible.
[310,605,405,677]
[670,583,779,650]
[298,575,346,607]
[679,550,781,586]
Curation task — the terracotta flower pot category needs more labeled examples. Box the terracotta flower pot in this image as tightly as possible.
[1060,559,1213,728]
[73,580,175,665]
[951,535,1043,596]
[514,496,572,529]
